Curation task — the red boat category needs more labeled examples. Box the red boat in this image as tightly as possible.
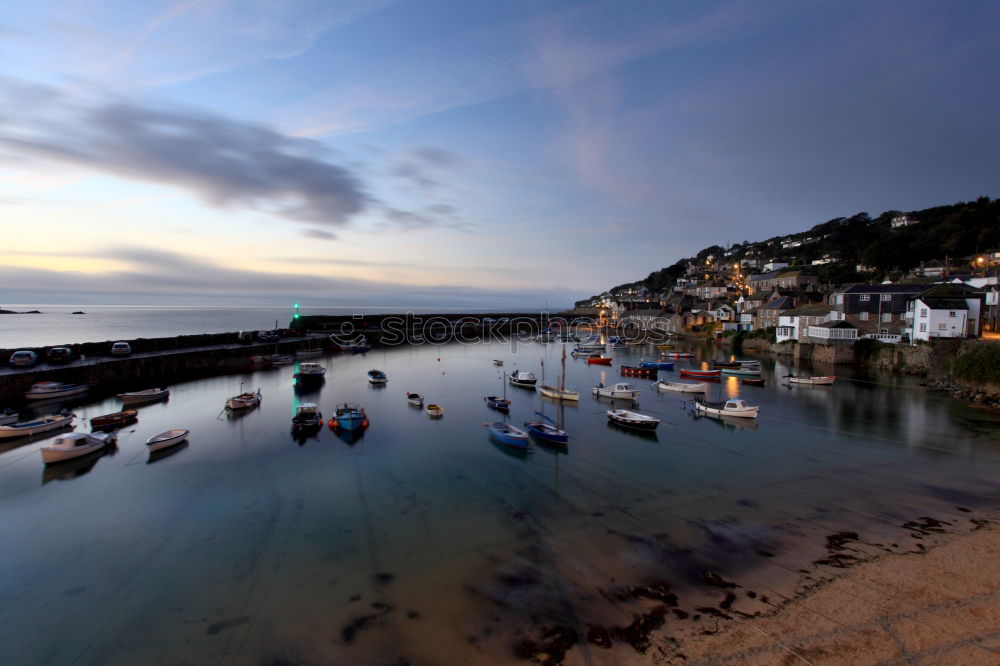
[90,409,138,429]
[621,365,656,378]
[586,356,613,365]
[679,369,722,379]
[741,377,765,386]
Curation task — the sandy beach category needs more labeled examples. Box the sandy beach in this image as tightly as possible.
[674,519,1000,665]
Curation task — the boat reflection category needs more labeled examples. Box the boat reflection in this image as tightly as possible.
[147,439,189,464]
[607,419,659,441]
[42,443,117,484]
[692,412,759,432]
[335,428,365,446]
[490,438,531,459]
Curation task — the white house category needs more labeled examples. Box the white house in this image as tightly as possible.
[910,297,978,341]
[763,261,789,272]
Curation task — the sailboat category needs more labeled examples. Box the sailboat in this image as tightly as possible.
[524,407,568,445]
[538,346,580,401]
[485,371,512,412]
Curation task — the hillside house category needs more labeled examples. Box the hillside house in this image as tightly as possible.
[776,304,839,343]
[839,284,926,337]
[909,285,984,341]
[756,297,796,330]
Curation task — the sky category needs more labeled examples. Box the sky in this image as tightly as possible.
[1,0,998,309]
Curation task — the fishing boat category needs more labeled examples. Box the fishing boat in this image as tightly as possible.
[0,409,19,426]
[145,429,190,452]
[0,413,75,439]
[786,375,836,385]
[586,356,613,365]
[679,369,722,379]
[639,359,675,370]
[406,392,424,406]
[486,422,530,449]
[291,403,323,432]
[41,431,116,464]
[538,347,580,401]
[570,347,594,357]
[294,362,326,382]
[425,404,444,418]
[621,365,657,378]
[330,403,368,431]
[606,409,660,431]
[524,412,568,445]
[367,369,388,385]
[695,398,759,419]
[24,382,89,400]
[721,367,762,377]
[330,335,370,353]
[226,385,261,410]
[655,380,708,393]
[492,359,504,366]
[118,387,170,405]
[576,343,605,352]
[508,370,537,388]
[663,351,695,358]
[741,377,766,386]
[90,410,138,429]
[593,382,640,400]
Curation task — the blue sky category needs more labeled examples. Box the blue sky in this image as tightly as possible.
[1,1,998,308]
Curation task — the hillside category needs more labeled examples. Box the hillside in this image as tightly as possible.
[577,196,1000,306]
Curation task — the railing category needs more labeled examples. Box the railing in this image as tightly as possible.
[862,333,903,344]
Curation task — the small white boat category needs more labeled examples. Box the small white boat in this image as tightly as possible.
[294,362,326,381]
[655,380,708,393]
[118,387,170,405]
[24,382,89,400]
[607,409,660,430]
[426,404,444,417]
[145,429,190,452]
[0,408,18,426]
[0,413,75,439]
[226,387,261,410]
[509,370,537,387]
[406,392,424,406]
[41,431,116,464]
[695,398,759,419]
[539,385,580,401]
[592,382,640,400]
[787,375,836,385]
[367,369,388,384]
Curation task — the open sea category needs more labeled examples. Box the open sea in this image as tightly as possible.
[1,338,999,664]
[0,305,536,349]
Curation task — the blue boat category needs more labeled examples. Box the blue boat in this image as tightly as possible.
[485,396,511,412]
[486,422,530,449]
[639,359,675,370]
[330,403,368,431]
[524,412,568,445]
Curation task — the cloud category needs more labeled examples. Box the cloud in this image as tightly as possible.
[302,228,337,240]
[0,247,578,308]
[0,80,370,225]
[412,147,461,167]
[391,161,440,190]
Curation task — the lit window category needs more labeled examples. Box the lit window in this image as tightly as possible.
[881,294,891,301]
[860,294,870,302]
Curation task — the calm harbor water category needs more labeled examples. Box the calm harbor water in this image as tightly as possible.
[2,340,999,664]
[0,305,532,349]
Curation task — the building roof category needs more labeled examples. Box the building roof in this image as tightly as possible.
[785,304,836,316]
[919,299,968,310]
[759,297,796,310]
[816,320,858,329]
[844,284,926,294]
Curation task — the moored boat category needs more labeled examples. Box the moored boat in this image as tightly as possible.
[258,353,294,366]
[41,431,116,464]
[329,335,370,352]
[0,408,19,426]
[695,398,759,419]
[90,410,138,429]
[118,387,170,405]
[24,382,89,401]
[508,370,537,387]
[655,380,707,393]
[593,382,640,400]
[721,367,761,377]
[226,387,261,410]
[486,421,530,449]
[484,396,511,412]
[621,365,657,378]
[145,429,190,452]
[663,351,695,358]
[710,360,742,369]
[367,369,388,385]
[606,409,660,430]
[787,375,836,385]
[639,359,675,370]
[406,392,424,406]
[679,369,722,379]
[492,359,504,366]
[524,411,568,445]
[425,404,444,418]
[585,356,613,365]
[291,403,323,432]
[330,403,368,430]
[294,362,326,382]
[741,377,766,386]
[0,413,75,439]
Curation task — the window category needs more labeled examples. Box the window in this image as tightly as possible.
[860,294,870,302]
[881,313,891,322]
[938,323,947,330]
[859,312,869,321]
[919,323,927,332]
[881,294,891,301]
[949,311,956,318]
[920,308,928,318]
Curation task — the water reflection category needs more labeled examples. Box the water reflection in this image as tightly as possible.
[147,439,189,464]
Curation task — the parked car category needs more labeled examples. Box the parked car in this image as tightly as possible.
[46,347,73,364]
[257,331,280,343]
[110,341,132,356]
[9,350,38,367]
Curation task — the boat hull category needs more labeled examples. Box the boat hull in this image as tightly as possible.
[25,383,89,400]
[788,376,836,385]
[146,429,190,452]
[695,402,759,419]
[656,381,707,393]
[0,415,74,439]
[41,432,115,464]
[90,410,138,429]
[488,423,529,448]
[679,370,722,379]
[606,410,659,430]
[538,385,580,401]
[118,388,169,405]
[484,397,510,412]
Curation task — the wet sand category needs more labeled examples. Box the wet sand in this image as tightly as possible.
[675,518,1000,665]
